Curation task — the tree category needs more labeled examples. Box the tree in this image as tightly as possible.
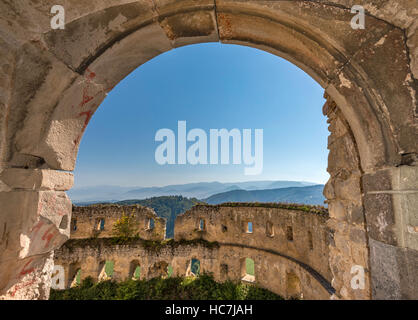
[112,212,139,239]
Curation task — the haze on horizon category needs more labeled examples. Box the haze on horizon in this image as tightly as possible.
[74,43,329,189]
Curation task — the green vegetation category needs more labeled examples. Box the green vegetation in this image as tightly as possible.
[50,274,283,300]
[105,261,114,277]
[116,196,203,238]
[111,212,140,240]
[245,258,255,276]
[62,237,220,253]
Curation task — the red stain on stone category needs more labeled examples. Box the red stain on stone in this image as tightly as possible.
[41,226,57,248]
[9,279,36,297]
[19,259,35,277]
[73,110,94,147]
[86,68,96,79]
[78,86,94,109]
[30,220,44,235]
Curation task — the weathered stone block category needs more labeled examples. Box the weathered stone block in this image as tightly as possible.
[0,169,73,191]
[363,193,397,246]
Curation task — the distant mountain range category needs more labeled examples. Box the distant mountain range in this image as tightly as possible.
[203,185,325,205]
[68,180,319,203]
[71,183,325,238]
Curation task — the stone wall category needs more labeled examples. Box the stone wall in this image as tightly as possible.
[70,204,166,241]
[322,95,371,300]
[0,0,416,300]
[174,204,331,283]
[53,238,332,300]
[52,204,333,299]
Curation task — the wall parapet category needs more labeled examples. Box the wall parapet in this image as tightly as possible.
[70,204,166,241]
[174,204,331,283]
[53,236,334,299]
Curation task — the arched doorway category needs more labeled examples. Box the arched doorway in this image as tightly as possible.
[0,1,416,300]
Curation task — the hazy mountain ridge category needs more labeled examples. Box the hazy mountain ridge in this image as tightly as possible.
[203,185,325,205]
[69,180,318,203]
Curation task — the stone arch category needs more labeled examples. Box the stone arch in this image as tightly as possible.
[68,262,82,288]
[187,258,201,277]
[129,260,141,280]
[0,1,416,299]
[240,257,255,283]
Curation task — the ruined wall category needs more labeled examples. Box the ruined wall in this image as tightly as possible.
[53,238,332,300]
[52,204,333,299]
[0,0,416,300]
[322,95,371,300]
[175,204,331,283]
[70,204,165,241]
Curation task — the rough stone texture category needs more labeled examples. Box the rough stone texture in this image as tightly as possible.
[70,205,166,241]
[175,204,331,283]
[323,95,371,300]
[0,0,416,299]
[53,203,334,299]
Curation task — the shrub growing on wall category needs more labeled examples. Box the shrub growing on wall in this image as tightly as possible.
[112,212,139,240]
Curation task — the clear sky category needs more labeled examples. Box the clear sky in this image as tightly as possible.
[74,43,329,188]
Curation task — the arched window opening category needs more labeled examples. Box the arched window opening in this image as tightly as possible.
[130,260,141,280]
[241,258,255,283]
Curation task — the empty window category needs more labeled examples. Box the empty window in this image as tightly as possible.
[190,258,200,276]
[98,260,114,281]
[246,222,253,233]
[167,265,173,278]
[222,225,228,233]
[241,258,255,282]
[286,226,293,241]
[69,264,82,288]
[130,260,140,280]
[71,219,77,231]
[147,218,155,230]
[308,231,313,250]
[70,269,81,288]
[266,221,274,237]
[96,218,105,231]
[199,218,205,231]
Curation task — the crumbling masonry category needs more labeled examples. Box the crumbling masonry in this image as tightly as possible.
[0,1,417,299]
[53,204,333,300]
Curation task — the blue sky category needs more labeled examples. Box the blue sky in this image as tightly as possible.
[74,43,329,188]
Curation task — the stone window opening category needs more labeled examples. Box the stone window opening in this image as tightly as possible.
[146,218,155,230]
[241,258,255,283]
[70,268,82,288]
[98,260,114,281]
[189,258,200,277]
[71,218,77,231]
[198,218,205,231]
[266,221,274,237]
[95,218,105,231]
[129,260,141,280]
[167,265,174,278]
[286,226,293,241]
[245,222,253,234]
[308,231,313,250]
[222,225,228,233]
[68,263,82,288]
